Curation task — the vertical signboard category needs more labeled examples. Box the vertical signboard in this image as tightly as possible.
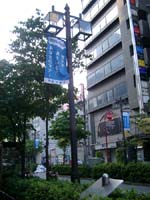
[123,112,130,131]
[44,37,69,85]
[34,138,39,149]
[126,0,144,113]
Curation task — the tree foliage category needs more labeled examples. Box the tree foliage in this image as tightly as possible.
[49,111,90,141]
[131,114,150,135]
[0,10,67,177]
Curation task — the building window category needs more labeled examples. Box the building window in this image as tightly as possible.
[130,45,134,56]
[97,93,106,106]
[95,67,105,81]
[126,19,130,29]
[102,39,109,52]
[106,89,114,102]
[87,54,124,88]
[89,97,97,109]
[114,83,127,98]
[104,63,111,75]
[111,54,124,71]
[91,28,121,62]
[87,73,95,86]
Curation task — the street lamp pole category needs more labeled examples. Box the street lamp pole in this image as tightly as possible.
[44,3,92,182]
[65,4,79,182]
[119,98,127,164]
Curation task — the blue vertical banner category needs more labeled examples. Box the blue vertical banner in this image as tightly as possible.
[44,37,69,85]
[34,139,39,149]
[123,112,130,131]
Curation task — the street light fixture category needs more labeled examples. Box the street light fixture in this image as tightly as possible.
[44,4,92,182]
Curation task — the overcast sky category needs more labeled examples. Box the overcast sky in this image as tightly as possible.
[0,0,86,87]
[0,0,82,61]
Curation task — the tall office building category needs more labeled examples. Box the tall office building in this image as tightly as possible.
[81,0,150,162]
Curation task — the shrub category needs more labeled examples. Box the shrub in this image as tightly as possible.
[2,177,84,200]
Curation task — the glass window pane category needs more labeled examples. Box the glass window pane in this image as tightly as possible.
[95,67,104,80]
[104,63,111,75]
[108,34,115,46]
[87,73,95,85]
[111,54,124,71]
[107,90,113,102]
[102,39,109,52]
[89,97,97,109]
[97,93,106,105]
[96,45,102,57]
[114,83,127,98]
[114,29,121,41]
[108,29,121,46]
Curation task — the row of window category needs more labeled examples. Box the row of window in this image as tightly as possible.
[85,5,118,45]
[88,82,127,112]
[83,0,111,21]
[86,28,121,65]
[87,54,124,88]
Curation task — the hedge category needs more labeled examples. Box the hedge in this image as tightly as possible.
[52,162,150,184]
[2,177,150,200]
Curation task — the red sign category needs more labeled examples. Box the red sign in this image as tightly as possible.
[105,111,113,121]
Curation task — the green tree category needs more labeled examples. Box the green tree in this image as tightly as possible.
[0,10,67,179]
[49,111,90,163]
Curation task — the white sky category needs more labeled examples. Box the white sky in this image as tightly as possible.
[0,0,81,60]
[0,0,86,88]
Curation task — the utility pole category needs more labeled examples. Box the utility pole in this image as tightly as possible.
[65,4,79,182]
[119,98,127,164]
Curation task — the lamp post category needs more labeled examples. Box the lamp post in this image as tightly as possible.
[119,98,127,164]
[44,4,92,182]
[65,4,79,182]
[113,98,128,164]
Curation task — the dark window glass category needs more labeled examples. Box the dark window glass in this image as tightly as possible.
[130,45,134,56]
[114,83,127,98]
[97,93,106,106]
[95,68,104,81]
[126,19,130,29]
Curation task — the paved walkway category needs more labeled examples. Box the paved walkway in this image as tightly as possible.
[119,183,150,194]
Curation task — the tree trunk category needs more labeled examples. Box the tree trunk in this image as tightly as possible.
[45,116,50,180]
[21,117,27,178]
[63,147,66,165]
[21,131,26,178]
